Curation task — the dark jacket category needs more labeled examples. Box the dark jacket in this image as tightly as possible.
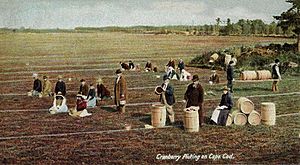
[145,62,152,70]
[80,84,89,96]
[121,63,129,70]
[227,65,234,81]
[178,62,185,71]
[160,83,175,105]
[272,63,279,79]
[219,92,233,110]
[33,79,42,92]
[55,81,66,96]
[97,84,111,99]
[184,83,204,108]
[129,62,135,69]
[87,88,96,100]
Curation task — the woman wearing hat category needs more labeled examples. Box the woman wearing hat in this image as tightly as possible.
[210,86,233,126]
[69,92,92,117]
[42,75,52,97]
[183,75,205,126]
[49,92,68,114]
[114,69,128,113]
[159,74,175,124]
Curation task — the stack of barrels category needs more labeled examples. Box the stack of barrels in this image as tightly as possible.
[240,70,272,80]
[227,97,276,126]
[227,97,260,126]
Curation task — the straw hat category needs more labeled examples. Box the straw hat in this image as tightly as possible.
[58,75,63,79]
[96,78,103,83]
[223,86,230,91]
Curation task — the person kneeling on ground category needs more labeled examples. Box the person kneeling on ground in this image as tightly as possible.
[42,75,52,97]
[69,92,92,117]
[144,61,152,72]
[209,70,220,84]
[210,86,233,126]
[96,78,111,101]
[49,92,68,114]
[87,83,96,108]
[120,61,129,71]
[28,73,42,97]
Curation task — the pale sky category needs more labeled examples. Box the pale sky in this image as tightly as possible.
[0,0,292,29]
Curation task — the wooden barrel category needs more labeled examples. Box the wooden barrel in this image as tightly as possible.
[240,71,257,80]
[261,102,276,125]
[237,97,254,114]
[224,54,232,65]
[151,104,166,127]
[233,112,247,126]
[256,70,272,80]
[183,108,199,132]
[226,113,233,126]
[248,110,261,125]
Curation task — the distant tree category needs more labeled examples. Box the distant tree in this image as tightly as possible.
[274,0,300,52]
[215,17,221,35]
[269,21,277,35]
[237,19,251,35]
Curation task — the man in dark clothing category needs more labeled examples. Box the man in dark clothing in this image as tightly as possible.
[120,62,129,70]
[178,59,185,74]
[226,61,234,93]
[31,73,42,97]
[79,79,89,97]
[211,86,233,126]
[271,59,282,92]
[55,75,66,96]
[128,60,135,70]
[145,61,152,72]
[160,74,175,124]
[184,75,205,126]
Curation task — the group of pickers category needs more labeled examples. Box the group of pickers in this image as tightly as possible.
[29,58,281,125]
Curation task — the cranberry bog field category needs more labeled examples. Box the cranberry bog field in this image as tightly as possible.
[0,32,299,164]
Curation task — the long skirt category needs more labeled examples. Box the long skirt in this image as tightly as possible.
[49,104,68,114]
[87,97,96,108]
[211,107,230,126]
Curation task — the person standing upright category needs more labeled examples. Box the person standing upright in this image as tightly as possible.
[183,75,205,126]
[178,59,185,74]
[55,75,66,96]
[226,61,234,93]
[114,69,128,113]
[160,74,176,124]
[271,59,282,92]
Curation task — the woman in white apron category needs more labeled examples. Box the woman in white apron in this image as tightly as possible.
[49,92,68,114]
